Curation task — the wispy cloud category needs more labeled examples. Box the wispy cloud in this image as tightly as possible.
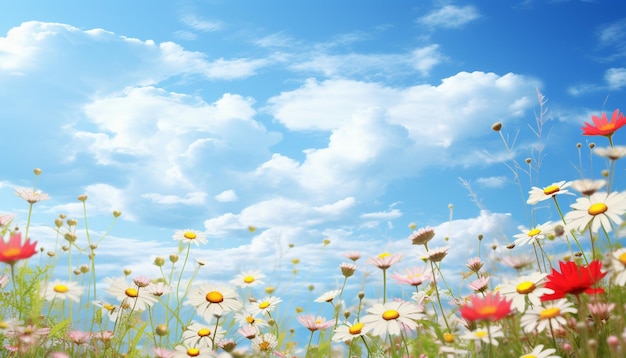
[418,5,481,29]
[568,67,626,95]
[180,14,222,32]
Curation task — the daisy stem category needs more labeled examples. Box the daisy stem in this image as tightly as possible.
[553,196,588,265]
[429,260,450,332]
[175,243,191,316]
[548,321,557,352]
[588,226,597,260]
[601,225,613,253]
[334,276,348,330]
[360,335,371,357]
[305,330,314,355]
[382,268,387,304]
[486,322,493,358]
[10,263,20,319]
[24,203,34,246]
[531,242,544,274]
[211,315,221,349]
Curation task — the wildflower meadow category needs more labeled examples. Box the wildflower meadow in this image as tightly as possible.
[2,95,626,358]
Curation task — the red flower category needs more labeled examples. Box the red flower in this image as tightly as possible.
[541,260,606,301]
[582,109,626,137]
[0,233,37,265]
[460,292,512,322]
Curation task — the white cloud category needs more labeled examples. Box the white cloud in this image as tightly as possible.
[476,176,508,188]
[47,183,133,221]
[180,14,222,32]
[605,68,626,90]
[142,192,207,205]
[240,197,356,228]
[360,209,402,221]
[215,190,238,202]
[419,5,481,29]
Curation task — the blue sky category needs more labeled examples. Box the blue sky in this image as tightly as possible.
[1,0,626,332]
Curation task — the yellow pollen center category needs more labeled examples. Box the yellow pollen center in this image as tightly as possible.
[474,330,488,338]
[184,232,197,240]
[599,123,616,131]
[378,252,391,259]
[0,322,7,329]
[186,347,200,356]
[516,281,536,294]
[543,185,560,195]
[588,203,608,216]
[443,332,454,343]
[477,305,497,316]
[259,301,270,309]
[520,355,537,358]
[243,276,255,284]
[103,304,115,311]
[349,322,364,335]
[3,248,21,259]
[246,316,255,324]
[258,341,271,351]
[527,228,541,237]
[539,307,561,320]
[205,291,224,303]
[197,328,211,337]
[315,318,323,325]
[53,284,69,293]
[125,288,138,298]
[382,309,400,320]
[618,252,626,266]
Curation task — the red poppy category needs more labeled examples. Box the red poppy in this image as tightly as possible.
[582,109,626,137]
[460,292,512,322]
[0,233,37,265]
[541,260,606,301]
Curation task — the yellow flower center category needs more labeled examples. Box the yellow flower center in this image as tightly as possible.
[527,228,541,237]
[103,303,115,311]
[246,316,255,324]
[516,281,536,294]
[474,330,488,338]
[520,355,537,358]
[205,291,224,303]
[125,288,138,298]
[3,248,21,259]
[378,252,391,259]
[599,123,616,131]
[543,185,560,195]
[349,322,364,335]
[243,276,255,284]
[539,307,560,320]
[382,309,400,320]
[197,328,211,337]
[259,301,270,309]
[588,203,608,216]
[53,284,69,293]
[443,332,454,343]
[618,252,626,266]
[476,305,497,316]
[186,347,200,356]
[0,322,8,329]
[183,231,197,240]
[258,341,271,351]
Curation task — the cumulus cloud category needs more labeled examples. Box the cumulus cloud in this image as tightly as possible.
[215,190,238,202]
[419,5,481,29]
[142,192,207,205]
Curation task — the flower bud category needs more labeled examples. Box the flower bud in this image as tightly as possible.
[113,210,122,218]
[491,122,502,131]
[169,254,179,263]
[66,218,78,227]
[123,268,132,276]
[77,194,88,202]
[154,256,165,267]
[33,168,42,176]
[155,324,169,336]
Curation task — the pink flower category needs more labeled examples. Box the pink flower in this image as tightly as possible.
[296,315,335,332]
[390,267,431,287]
[368,252,402,270]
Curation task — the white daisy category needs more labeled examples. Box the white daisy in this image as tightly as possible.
[520,298,577,333]
[234,309,269,329]
[251,333,278,353]
[186,284,242,320]
[570,179,606,196]
[527,181,572,205]
[608,248,626,286]
[314,289,341,303]
[173,344,215,358]
[173,229,208,246]
[250,296,282,316]
[42,280,84,303]
[564,191,626,234]
[461,325,504,346]
[594,146,626,160]
[229,270,266,288]
[498,272,554,313]
[513,222,553,246]
[105,277,157,311]
[520,344,560,358]
[181,321,225,349]
[333,321,367,342]
[360,301,424,337]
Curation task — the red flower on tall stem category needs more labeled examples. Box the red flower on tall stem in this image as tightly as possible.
[0,233,37,265]
[541,260,606,301]
[582,109,626,137]
[460,292,512,322]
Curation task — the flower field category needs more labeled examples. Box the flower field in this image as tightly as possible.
[1,100,626,357]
